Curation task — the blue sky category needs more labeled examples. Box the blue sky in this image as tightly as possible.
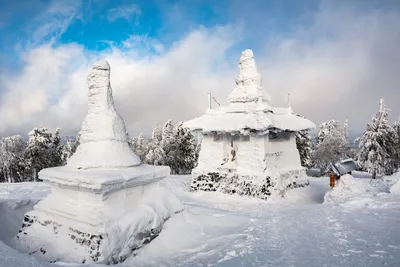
[0,0,399,136]
[1,0,321,66]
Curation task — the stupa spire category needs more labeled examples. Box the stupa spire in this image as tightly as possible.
[227,49,271,105]
[67,60,141,169]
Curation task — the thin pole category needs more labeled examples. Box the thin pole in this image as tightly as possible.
[207,92,212,109]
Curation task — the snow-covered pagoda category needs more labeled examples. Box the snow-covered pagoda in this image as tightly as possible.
[12,61,183,264]
[183,49,315,199]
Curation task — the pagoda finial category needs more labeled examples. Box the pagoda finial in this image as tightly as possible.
[227,49,271,105]
[67,60,141,169]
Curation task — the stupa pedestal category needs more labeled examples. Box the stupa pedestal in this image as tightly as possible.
[12,61,183,264]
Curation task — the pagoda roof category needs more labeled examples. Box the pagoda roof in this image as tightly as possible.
[183,107,315,134]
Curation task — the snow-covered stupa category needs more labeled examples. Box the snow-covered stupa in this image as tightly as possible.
[12,61,183,264]
[183,49,315,199]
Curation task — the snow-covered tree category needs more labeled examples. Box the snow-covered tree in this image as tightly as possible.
[357,99,396,178]
[293,114,312,168]
[24,127,64,182]
[316,119,340,145]
[51,128,64,167]
[161,120,177,169]
[194,134,202,167]
[171,122,197,174]
[135,134,148,162]
[343,119,349,140]
[62,134,80,162]
[296,130,312,168]
[145,124,164,165]
[393,117,400,171]
[0,135,27,183]
[311,120,351,171]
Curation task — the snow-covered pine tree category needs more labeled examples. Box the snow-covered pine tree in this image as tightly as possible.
[135,134,148,162]
[51,128,64,166]
[145,124,164,165]
[294,114,312,168]
[161,120,177,171]
[0,135,27,183]
[343,119,349,140]
[296,130,312,168]
[393,117,400,171]
[62,134,80,162]
[194,134,202,167]
[316,119,340,145]
[357,99,396,178]
[173,122,197,174]
[311,120,351,171]
[24,127,62,182]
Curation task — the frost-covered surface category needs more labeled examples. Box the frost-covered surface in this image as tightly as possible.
[184,110,316,134]
[324,174,375,204]
[11,181,183,264]
[390,173,400,194]
[39,164,170,193]
[227,49,270,105]
[1,175,400,267]
[324,174,398,204]
[68,60,141,169]
[2,176,400,266]
[191,131,308,199]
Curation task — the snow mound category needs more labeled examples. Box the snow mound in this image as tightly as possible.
[323,174,374,204]
[390,179,400,194]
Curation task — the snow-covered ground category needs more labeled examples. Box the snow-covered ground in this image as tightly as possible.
[1,174,400,267]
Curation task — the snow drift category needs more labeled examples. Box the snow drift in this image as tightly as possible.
[323,174,375,204]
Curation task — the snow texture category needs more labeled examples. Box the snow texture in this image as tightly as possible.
[390,177,400,194]
[68,60,141,169]
[11,182,183,264]
[227,49,270,105]
[323,174,375,204]
[2,175,400,267]
[190,132,309,199]
[184,109,315,134]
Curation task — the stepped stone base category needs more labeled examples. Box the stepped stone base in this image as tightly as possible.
[11,165,183,264]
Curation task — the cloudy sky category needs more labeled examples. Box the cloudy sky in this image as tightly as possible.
[0,0,399,137]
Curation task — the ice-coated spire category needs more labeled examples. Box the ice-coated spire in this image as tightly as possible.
[67,60,141,169]
[227,49,271,105]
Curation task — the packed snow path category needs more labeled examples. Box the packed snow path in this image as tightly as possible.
[1,176,400,267]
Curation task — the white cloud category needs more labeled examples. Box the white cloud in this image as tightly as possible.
[1,3,400,138]
[25,0,82,46]
[0,26,238,136]
[107,4,141,23]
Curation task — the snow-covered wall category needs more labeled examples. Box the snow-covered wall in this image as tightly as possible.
[197,133,224,169]
[264,132,301,170]
[197,132,302,173]
[236,135,265,172]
